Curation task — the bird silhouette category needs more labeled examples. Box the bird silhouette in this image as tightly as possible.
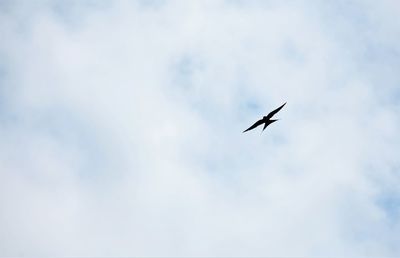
[243,102,286,133]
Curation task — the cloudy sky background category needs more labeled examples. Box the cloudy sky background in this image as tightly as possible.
[1,0,400,256]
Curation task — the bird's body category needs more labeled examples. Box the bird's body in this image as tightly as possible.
[243,102,286,133]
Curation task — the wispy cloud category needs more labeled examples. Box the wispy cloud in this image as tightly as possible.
[0,0,399,256]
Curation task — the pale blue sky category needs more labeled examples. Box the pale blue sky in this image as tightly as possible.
[0,0,399,256]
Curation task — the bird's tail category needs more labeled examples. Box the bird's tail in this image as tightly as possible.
[261,119,279,134]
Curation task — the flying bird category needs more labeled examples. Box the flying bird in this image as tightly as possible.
[243,102,286,133]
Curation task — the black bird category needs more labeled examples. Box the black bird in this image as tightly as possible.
[243,102,286,133]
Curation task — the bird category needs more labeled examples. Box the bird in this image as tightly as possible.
[243,102,286,133]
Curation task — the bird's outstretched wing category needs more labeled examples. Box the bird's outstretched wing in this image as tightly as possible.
[265,102,286,120]
[243,119,264,133]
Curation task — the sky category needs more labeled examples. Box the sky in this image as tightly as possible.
[1,0,400,256]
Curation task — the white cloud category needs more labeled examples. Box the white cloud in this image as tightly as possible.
[1,0,400,256]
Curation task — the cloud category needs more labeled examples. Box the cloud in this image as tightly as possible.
[1,0,400,256]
